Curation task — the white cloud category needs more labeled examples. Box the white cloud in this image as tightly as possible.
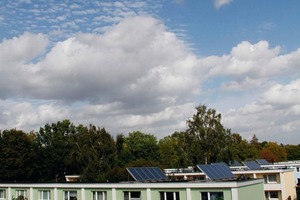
[201,40,296,91]
[214,0,233,9]
[260,80,300,106]
[1,12,300,144]
[0,16,199,137]
[223,80,300,144]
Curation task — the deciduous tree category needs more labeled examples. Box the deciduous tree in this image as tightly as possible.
[186,105,233,165]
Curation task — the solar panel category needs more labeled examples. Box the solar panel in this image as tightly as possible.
[231,160,243,166]
[256,159,270,165]
[127,167,167,181]
[243,161,262,170]
[197,163,235,180]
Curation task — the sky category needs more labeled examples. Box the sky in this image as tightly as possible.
[0,0,300,144]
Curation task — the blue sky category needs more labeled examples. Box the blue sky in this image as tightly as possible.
[0,0,300,144]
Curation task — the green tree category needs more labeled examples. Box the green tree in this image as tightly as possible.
[229,133,259,162]
[0,129,36,181]
[115,133,129,167]
[123,131,160,164]
[158,131,193,168]
[159,135,180,168]
[70,124,116,182]
[285,144,300,160]
[36,119,76,181]
[250,134,261,155]
[186,105,233,165]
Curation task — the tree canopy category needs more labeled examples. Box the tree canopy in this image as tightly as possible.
[0,104,298,182]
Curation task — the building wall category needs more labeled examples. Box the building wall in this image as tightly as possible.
[0,180,264,200]
[237,182,264,200]
[282,170,297,200]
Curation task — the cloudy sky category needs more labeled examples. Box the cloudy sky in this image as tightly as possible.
[0,0,300,144]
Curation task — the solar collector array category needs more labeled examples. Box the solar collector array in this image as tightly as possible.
[243,161,262,170]
[127,167,167,181]
[256,159,270,165]
[197,163,235,181]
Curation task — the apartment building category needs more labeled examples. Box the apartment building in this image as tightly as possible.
[0,179,264,200]
[165,160,297,200]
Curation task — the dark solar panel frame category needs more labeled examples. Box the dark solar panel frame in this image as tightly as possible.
[127,167,167,181]
[197,163,235,181]
[256,159,270,165]
[243,161,262,170]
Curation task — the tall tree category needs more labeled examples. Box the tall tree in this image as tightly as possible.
[159,134,182,168]
[0,129,36,181]
[36,119,76,181]
[186,105,233,165]
[115,133,129,167]
[70,124,116,182]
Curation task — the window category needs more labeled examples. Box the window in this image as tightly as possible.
[0,189,6,200]
[92,191,107,200]
[39,190,50,200]
[124,191,141,200]
[265,191,279,200]
[64,191,77,200]
[159,192,180,200]
[264,174,277,183]
[201,192,224,200]
[16,190,27,199]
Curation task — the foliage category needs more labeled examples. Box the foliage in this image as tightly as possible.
[230,133,259,162]
[158,133,186,168]
[123,131,160,164]
[285,144,300,160]
[36,119,77,181]
[0,129,36,181]
[259,148,278,163]
[70,124,116,182]
[260,142,287,162]
[0,106,300,182]
[186,105,233,165]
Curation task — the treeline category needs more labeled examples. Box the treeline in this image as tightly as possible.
[0,105,299,182]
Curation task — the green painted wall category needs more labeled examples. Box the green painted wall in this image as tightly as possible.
[237,182,264,200]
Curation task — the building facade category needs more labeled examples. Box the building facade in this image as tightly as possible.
[0,179,264,200]
[165,165,297,200]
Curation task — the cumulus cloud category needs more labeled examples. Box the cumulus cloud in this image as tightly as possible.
[1,13,300,144]
[0,16,199,136]
[260,80,300,106]
[223,80,300,144]
[25,16,200,107]
[199,40,299,92]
